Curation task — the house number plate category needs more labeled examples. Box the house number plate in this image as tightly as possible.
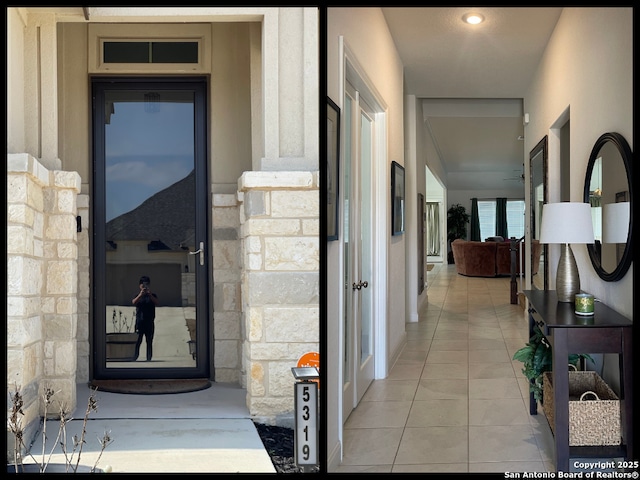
[294,381,318,467]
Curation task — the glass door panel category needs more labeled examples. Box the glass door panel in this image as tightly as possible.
[93,79,208,379]
[342,90,356,421]
[356,104,374,403]
[342,84,375,418]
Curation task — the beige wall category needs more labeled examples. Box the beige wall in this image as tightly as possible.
[327,7,406,362]
[54,19,257,387]
[57,21,255,194]
[57,23,90,186]
[326,7,406,471]
[523,7,633,318]
[6,8,26,154]
[523,7,632,395]
[211,23,254,193]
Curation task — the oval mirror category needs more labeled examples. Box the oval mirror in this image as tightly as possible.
[583,132,633,281]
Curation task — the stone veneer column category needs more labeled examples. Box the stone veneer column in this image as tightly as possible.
[212,193,243,383]
[75,193,90,383]
[238,171,319,425]
[7,153,80,429]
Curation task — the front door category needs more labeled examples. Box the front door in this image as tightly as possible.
[92,77,209,379]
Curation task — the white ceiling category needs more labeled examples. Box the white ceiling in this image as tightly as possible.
[381,7,563,191]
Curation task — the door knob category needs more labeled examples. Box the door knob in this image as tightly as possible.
[352,280,369,290]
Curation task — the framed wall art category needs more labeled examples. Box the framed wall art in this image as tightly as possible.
[327,97,340,241]
[391,161,405,236]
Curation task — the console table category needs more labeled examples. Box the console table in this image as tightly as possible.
[523,290,633,472]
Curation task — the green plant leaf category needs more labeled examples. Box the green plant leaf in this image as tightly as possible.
[568,353,594,366]
[512,345,534,362]
[447,203,470,241]
[514,323,593,396]
[532,341,551,373]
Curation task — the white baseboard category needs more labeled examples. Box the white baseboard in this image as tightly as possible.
[326,438,342,472]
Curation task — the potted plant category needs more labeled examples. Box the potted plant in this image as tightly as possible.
[447,203,470,264]
[512,324,593,402]
[106,308,138,361]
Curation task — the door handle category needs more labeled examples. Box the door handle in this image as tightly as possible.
[352,280,369,291]
[189,241,204,266]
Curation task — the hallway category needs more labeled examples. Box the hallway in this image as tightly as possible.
[335,264,555,473]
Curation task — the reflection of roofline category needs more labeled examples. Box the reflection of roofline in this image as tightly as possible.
[106,170,195,250]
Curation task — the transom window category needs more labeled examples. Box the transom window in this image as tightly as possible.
[88,24,211,74]
[103,41,199,64]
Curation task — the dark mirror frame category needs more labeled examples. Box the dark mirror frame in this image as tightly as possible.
[391,161,405,236]
[530,136,548,289]
[583,132,634,282]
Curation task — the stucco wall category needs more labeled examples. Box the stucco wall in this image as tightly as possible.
[57,21,255,195]
[6,8,26,154]
[54,19,256,387]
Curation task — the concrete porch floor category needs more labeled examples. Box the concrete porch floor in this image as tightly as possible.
[15,382,275,473]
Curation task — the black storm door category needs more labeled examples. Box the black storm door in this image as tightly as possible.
[92,77,209,379]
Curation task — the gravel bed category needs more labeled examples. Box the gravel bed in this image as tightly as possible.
[253,422,319,473]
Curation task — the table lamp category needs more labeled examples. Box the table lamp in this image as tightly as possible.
[538,202,595,302]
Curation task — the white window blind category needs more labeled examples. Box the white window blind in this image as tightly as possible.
[478,200,496,240]
[506,200,525,239]
[478,199,525,240]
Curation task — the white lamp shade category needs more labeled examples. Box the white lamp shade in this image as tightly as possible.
[538,202,595,244]
[602,202,630,243]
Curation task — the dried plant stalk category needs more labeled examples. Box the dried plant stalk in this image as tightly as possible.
[7,384,112,473]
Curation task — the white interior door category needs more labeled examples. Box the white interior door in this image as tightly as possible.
[342,82,375,421]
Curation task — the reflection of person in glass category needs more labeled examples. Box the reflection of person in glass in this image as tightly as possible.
[132,275,159,362]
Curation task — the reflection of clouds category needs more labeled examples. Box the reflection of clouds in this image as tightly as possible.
[104,95,196,222]
[107,159,191,189]
[107,102,194,157]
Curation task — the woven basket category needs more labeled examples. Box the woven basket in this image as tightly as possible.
[542,369,621,446]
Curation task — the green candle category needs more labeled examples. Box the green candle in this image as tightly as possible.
[575,293,594,315]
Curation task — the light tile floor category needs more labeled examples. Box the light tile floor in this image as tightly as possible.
[335,264,556,473]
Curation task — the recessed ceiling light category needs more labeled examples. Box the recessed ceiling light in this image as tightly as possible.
[463,13,484,25]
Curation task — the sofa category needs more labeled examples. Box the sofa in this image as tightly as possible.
[451,238,542,277]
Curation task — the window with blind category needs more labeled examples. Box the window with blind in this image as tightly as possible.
[478,199,525,240]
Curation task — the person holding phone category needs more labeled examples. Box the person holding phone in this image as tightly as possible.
[132,275,159,361]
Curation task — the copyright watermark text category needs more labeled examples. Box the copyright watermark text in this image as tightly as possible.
[504,462,639,479]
